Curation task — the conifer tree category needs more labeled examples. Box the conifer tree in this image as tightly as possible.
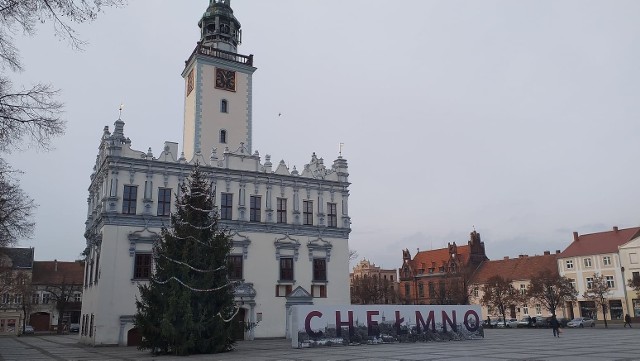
[135,165,236,355]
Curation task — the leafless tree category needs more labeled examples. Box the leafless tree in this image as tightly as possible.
[45,276,82,334]
[527,270,577,317]
[0,0,123,245]
[351,275,399,305]
[583,273,611,328]
[13,271,35,333]
[0,160,35,247]
[349,249,359,262]
[480,275,521,327]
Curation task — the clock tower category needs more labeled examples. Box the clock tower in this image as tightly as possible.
[182,0,256,161]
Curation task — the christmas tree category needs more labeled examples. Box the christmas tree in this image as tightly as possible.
[135,165,236,355]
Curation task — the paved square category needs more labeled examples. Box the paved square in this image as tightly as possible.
[1,327,639,360]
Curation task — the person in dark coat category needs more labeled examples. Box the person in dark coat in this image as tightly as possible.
[550,315,560,337]
[624,314,632,328]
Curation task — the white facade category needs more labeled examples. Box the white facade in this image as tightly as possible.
[80,1,351,346]
[619,237,640,317]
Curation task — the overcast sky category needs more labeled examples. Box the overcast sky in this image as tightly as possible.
[7,0,640,270]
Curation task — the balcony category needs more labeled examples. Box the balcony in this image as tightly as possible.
[185,43,253,67]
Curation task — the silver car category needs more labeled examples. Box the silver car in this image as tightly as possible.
[567,317,595,328]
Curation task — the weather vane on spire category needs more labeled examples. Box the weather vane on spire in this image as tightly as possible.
[339,142,344,156]
[118,103,125,119]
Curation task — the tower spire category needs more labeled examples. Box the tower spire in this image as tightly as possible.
[199,0,242,53]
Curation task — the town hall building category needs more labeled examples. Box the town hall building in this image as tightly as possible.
[79,0,351,346]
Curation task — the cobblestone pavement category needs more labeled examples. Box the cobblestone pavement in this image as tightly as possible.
[1,327,639,361]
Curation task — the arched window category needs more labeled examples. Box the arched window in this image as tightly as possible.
[220,130,227,144]
[220,99,228,113]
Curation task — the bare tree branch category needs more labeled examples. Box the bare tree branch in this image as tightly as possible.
[0,159,36,246]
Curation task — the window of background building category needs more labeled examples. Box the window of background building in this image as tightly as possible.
[523,306,529,315]
[303,200,313,225]
[586,277,594,289]
[220,193,233,220]
[313,258,326,281]
[250,195,261,222]
[404,283,410,298]
[228,255,243,280]
[277,198,287,223]
[473,287,479,298]
[520,284,526,295]
[429,282,435,297]
[633,271,640,280]
[569,278,576,290]
[566,259,574,269]
[134,253,152,280]
[605,275,615,288]
[32,293,39,305]
[74,293,82,303]
[603,256,612,266]
[122,185,137,214]
[630,253,638,264]
[280,257,294,281]
[584,258,592,267]
[418,283,424,297]
[535,304,542,315]
[327,202,337,228]
[42,292,50,304]
[157,188,171,216]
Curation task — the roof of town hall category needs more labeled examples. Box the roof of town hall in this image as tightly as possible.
[472,253,559,283]
[31,261,84,285]
[559,226,640,258]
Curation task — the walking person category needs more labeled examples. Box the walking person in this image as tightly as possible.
[624,314,632,328]
[550,315,561,337]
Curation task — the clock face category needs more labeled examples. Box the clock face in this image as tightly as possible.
[215,68,236,91]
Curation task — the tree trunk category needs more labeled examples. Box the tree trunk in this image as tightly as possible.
[602,303,608,328]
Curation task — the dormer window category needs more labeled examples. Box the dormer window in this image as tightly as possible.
[220,130,227,143]
[220,99,228,113]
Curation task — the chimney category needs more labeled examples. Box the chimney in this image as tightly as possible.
[503,256,509,260]
[556,250,561,254]
[544,251,551,255]
[613,226,619,232]
[573,232,579,242]
[54,259,58,272]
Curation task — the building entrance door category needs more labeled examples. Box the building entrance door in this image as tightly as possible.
[231,307,246,341]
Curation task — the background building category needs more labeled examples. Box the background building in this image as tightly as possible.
[80,0,351,346]
[618,235,640,318]
[399,231,487,305]
[30,261,83,332]
[350,259,399,304]
[471,252,562,320]
[0,248,33,335]
[557,226,639,321]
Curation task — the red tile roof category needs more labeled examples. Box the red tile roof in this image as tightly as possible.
[559,227,640,258]
[32,261,84,285]
[409,246,471,270]
[472,254,559,283]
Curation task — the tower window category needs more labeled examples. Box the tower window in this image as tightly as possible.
[220,130,227,144]
[220,99,228,113]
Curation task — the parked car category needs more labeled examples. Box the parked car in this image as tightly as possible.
[535,316,551,328]
[517,316,534,328]
[22,325,34,335]
[567,317,595,328]
[69,323,80,333]
[496,318,518,328]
